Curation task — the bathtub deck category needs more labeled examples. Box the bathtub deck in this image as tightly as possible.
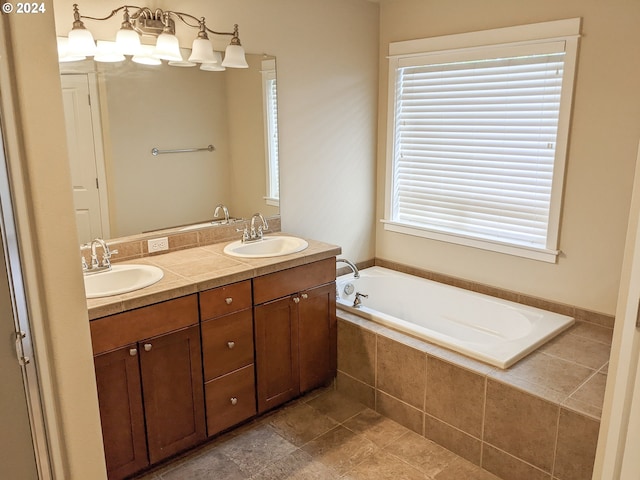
[336,309,611,480]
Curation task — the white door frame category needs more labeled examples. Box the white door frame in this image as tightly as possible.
[594,139,640,478]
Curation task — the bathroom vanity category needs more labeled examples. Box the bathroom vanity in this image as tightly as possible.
[86,238,340,480]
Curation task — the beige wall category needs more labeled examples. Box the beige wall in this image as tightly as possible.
[100,63,231,236]
[226,55,279,219]
[376,0,640,316]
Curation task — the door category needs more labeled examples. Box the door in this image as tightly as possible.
[0,99,51,478]
[254,296,300,413]
[60,74,108,243]
[139,325,205,463]
[298,282,337,393]
[595,140,640,478]
[0,231,39,479]
[94,346,148,480]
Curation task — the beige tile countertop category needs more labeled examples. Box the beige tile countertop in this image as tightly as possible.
[86,236,341,320]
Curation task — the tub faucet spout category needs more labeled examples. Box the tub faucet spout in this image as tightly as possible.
[213,204,230,224]
[353,292,368,308]
[336,258,359,278]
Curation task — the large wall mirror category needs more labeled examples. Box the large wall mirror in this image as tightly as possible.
[59,50,279,244]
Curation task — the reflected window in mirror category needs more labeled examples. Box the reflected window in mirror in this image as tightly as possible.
[262,58,279,207]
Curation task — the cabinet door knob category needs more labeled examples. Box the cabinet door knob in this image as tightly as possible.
[293,296,300,304]
[301,293,309,300]
[144,343,152,352]
[129,348,138,356]
[227,341,235,349]
[225,297,233,305]
[230,397,238,406]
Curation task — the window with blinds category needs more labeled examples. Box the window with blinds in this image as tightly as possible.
[262,59,279,205]
[384,20,580,262]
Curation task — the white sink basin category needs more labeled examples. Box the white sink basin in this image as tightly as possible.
[84,264,164,298]
[223,236,309,258]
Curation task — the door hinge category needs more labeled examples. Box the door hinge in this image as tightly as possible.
[95,178,99,189]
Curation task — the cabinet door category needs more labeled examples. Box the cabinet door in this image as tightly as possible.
[139,325,206,463]
[298,282,337,393]
[254,296,300,413]
[94,346,148,480]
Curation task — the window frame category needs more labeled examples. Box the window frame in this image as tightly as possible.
[383,19,581,263]
[261,58,279,207]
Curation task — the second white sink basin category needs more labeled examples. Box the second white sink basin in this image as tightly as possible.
[84,264,164,298]
[223,236,309,258]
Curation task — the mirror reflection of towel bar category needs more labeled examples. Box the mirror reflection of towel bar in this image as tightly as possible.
[151,144,215,156]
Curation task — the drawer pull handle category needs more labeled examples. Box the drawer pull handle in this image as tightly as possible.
[293,297,300,304]
[230,397,238,406]
[144,343,152,352]
[225,297,233,305]
[227,341,235,349]
[129,348,138,356]
[301,293,308,300]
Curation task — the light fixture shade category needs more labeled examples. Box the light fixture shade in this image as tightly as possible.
[94,41,125,63]
[116,27,141,55]
[200,51,225,71]
[67,28,96,57]
[221,44,248,68]
[57,37,85,62]
[188,38,217,63]
[132,45,162,65]
[153,32,182,61]
[168,60,197,67]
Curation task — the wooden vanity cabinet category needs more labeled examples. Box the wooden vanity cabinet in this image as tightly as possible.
[199,280,257,436]
[90,295,205,480]
[253,258,337,413]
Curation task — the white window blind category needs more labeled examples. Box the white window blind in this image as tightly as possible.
[266,75,279,200]
[392,50,565,249]
[385,21,580,262]
[262,59,279,205]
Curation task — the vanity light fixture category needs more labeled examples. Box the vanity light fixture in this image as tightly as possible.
[64,3,248,69]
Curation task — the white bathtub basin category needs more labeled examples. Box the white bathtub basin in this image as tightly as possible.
[84,264,164,298]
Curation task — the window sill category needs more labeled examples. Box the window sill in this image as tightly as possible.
[381,220,559,263]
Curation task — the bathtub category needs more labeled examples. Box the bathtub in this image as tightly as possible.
[336,266,574,369]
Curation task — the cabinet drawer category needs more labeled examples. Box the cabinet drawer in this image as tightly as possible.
[91,295,198,355]
[201,309,254,381]
[199,280,252,320]
[253,258,336,304]
[205,364,256,436]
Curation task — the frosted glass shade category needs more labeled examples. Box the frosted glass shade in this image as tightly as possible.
[168,60,196,67]
[67,28,96,57]
[116,28,141,55]
[200,51,225,71]
[57,37,85,62]
[94,41,125,63]
[221,44,248,68]
[153,33,182,61]
[132,45,161,65]
[188,38,217,63]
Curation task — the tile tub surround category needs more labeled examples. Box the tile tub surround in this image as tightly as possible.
[336,312,611,480]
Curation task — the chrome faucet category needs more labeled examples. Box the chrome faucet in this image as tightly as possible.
[250,213,269,238]
[336,258,360,279]
[82,238,117,274]
[213,204,230,224]
[237,213,269,242]
[353,292,368,308]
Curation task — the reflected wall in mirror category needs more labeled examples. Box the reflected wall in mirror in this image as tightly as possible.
[59,52,279,244]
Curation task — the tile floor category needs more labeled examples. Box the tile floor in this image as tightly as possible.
[134,388,501,480]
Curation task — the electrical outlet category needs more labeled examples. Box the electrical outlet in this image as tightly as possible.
[148,237,169,253]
